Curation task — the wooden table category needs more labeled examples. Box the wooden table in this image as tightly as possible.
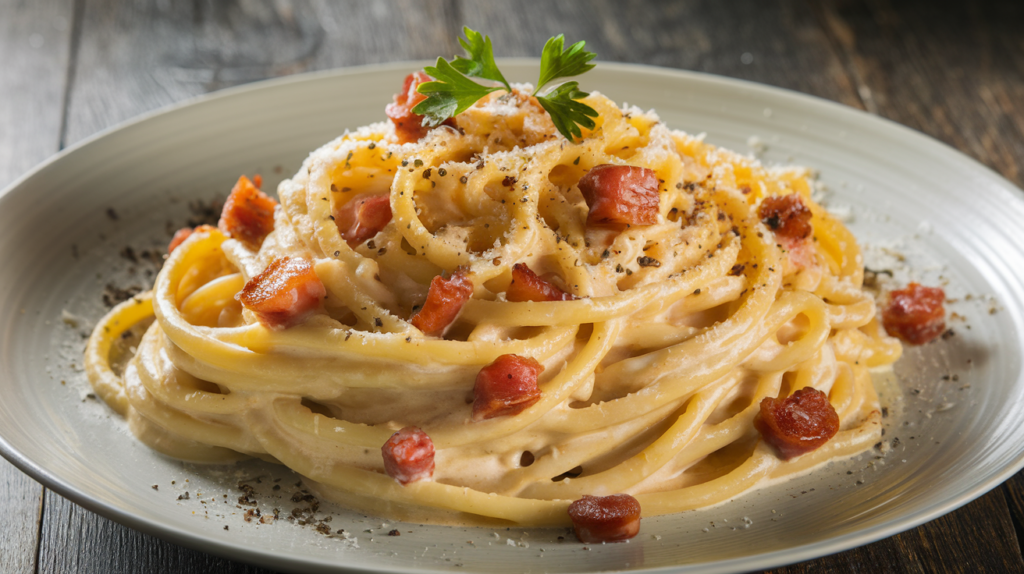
[2,1,1023,572]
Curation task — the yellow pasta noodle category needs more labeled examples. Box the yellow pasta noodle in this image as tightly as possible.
[85,85,899,527]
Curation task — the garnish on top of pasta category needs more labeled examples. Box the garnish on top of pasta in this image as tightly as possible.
[85,43,941,542]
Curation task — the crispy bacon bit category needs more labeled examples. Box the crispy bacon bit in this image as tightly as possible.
[334,193,392,247]
[410,272,473,335]
[385,72,455,144]
[754,387,839,460]
[236,257,326,330]
[882,283,946,345]
[473,354,544,421]
[218,175,278,250]
[382,426,434,485]
[578,165,660,226]
[759,194,812,240]
[506,263,575,302]
[167,224,216,254]
[568,494,642,543]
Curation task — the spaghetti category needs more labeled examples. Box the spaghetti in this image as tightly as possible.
[85,83,899,527]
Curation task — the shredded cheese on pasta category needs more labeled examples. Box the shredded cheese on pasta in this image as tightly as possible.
[85,88,899,526]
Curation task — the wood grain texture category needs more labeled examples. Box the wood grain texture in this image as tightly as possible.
[815,0,1024,187]
[0,459,44,574]
[0,0,75,571]
[0,0,75,187]
[767,488,1024,573]
[463,0,864,108]
[63,0,460,145]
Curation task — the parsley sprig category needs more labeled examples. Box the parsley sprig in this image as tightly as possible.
[412,27,599,141]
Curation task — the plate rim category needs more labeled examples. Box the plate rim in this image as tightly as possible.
[1,59,1023,573]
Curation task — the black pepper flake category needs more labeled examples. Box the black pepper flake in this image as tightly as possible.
[615,264,624,273]
[388,529,401,536]
[151,485,159,491]
[502,176,516,187]
[224,525,229,531]
[693,288,701,295]
[423,168,432,179]
[438,168,447,176]
[342,186,351,192]
[374,317,383,328]
[637,256,661,268]
[460,175,468,184]
[573,156,580,165]
[367,240,376,249]
[729,264,746,276]
[414,159,423,167]
[601,249,610,258]
[177,492,190,500]
[626,268,633,275]
[106,207,119,220]
[328,215,335,221]
[334,251,340,257]
[368,142,376,149]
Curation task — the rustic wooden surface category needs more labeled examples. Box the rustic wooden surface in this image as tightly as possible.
[1,0,1023,572]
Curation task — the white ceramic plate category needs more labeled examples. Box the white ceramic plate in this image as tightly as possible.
[1,61,1023,573]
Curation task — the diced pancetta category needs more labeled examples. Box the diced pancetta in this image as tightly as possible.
[759,194,812,241]
[578,164,660,226]
[218,175,277,250]
[385,71,455,144]
[472,354,544,421]
[236,257,326,330]
[568,494,642,543]
[882,282,946,345]
[506,263,574,302]
[754,387,839,460]
[334,193,392,247]
[382,426,434,485]
[409,271,473,336]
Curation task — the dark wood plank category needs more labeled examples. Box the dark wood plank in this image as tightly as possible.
[0,459,44,573]
[0,0,76,571]
[0,0,75,187]
[815,0,1024,188]
[767,488,1024,573]
[462,0,864,108]
[62,0,460,146]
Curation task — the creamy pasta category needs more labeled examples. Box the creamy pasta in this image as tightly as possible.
[85,84,899,528]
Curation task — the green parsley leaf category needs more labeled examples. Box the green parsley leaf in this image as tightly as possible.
[450,27,511,91]
[413,57,502,127]
[536,82,599,142]
[535,35,597,93]
[412,28,599,141]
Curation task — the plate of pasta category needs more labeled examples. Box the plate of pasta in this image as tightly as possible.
[1,55,1023,574]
